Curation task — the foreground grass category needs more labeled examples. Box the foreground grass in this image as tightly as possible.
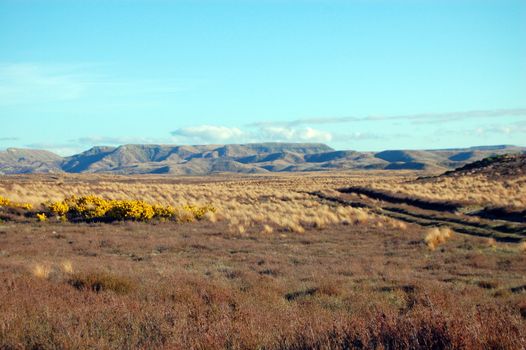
[0,220,525,349]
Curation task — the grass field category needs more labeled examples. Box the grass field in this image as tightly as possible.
[0,172,525,349]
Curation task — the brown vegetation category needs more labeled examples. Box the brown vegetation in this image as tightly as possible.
[0,172,525,349]
[371,174,526,209]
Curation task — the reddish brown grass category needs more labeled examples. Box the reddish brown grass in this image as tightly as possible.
[0,173,524,349]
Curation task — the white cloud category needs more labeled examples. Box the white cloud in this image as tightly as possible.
[74,136,170,145]
[259,126,332,142]
[171,125,246,143]
[171,125,333,144]
[0,137,19,142]
[0,62,186,106]
[301,127,332,142]
[248,108,526,127]
[471,120,526,137]
[258,127,296,140]
[0,63,86,105]
[24,142,87,157]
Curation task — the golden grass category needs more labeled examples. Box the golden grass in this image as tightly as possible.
[0,174,396,234]
[486,237,497,249]
[424,227,454,250]
[61,260,74,274]
[262,224,273,234]
[32,263,51,279]
[371,175,526,209]
[1,172,525,349]
[0,172,522,238]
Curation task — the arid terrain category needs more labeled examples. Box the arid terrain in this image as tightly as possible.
[1,143,524,175]
[0,155,525,349]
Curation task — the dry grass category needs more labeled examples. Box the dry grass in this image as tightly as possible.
[61,260,74,274]
[0,173,525,349]
[424,227,454,250]
[68,271,134,294]
[0,173,397,234]
[32,263,51,279]
[486,237,498,249]
[371,175,526,209]
[0,218,524,349]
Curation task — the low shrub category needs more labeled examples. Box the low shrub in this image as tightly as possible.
[43,195,216,223]
[68,271,133,294]
[425,227,453,250]
[0,195,33,210]
[106,200,155,221]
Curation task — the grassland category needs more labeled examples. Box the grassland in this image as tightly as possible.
[0,171,525,349]
[370,175,526,209]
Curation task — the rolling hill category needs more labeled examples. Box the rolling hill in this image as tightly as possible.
[0,143,524,175]
[440,153,526,180]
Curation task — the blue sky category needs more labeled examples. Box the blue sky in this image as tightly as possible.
[0,0,525,155]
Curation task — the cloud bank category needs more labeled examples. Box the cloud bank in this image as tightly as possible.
[0,63,185,107]
[170,125,333,144]
[247,108,526,127]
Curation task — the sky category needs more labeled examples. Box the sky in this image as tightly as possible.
[0,0,525,156]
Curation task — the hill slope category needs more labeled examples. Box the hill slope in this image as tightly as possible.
[0,148,63,174]
[441,153,526,180]
[0,143,524,175]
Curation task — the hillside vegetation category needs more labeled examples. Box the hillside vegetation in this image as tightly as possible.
[1,157,525,349]
[1,143,524,175]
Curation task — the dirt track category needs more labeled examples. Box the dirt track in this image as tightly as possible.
[311,187,526,243]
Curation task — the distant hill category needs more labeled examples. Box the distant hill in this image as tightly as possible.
[440,153,526,180]
[0,143,524,175]
[0,148,63,174]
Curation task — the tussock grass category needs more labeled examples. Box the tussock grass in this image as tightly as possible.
[0,174,399,234]
[425,227,454,250]
[371,175,526,209]
[61,260,74,274]
[0,169,525,350]
[486,237,497,249]
[262,224,273,234]
[32,263,51,279]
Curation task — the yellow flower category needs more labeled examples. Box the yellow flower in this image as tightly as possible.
[0,196,11,207]
[47,201,69,216]
[20,203,33,210]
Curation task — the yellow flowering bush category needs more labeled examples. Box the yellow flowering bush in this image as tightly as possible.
[0,195,33,210]
[107,200,155,221]
[47,201,69,216]
[2,194,217,223]
[20,203,33,210]
[0,196,12,207]
[42,195,216,223]
[152,204,177,219]
[70,195,114,219]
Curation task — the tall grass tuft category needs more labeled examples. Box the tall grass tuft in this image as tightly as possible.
[425,227,453,250]
[32,263,51,279]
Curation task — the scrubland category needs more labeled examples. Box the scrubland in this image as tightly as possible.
[0,173,404,234]
[371,175,526,209]
[0,172,525,349]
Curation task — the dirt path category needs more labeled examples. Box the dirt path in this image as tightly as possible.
[310,188,526,243]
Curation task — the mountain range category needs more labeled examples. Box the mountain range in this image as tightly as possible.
[1,143,525,175]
